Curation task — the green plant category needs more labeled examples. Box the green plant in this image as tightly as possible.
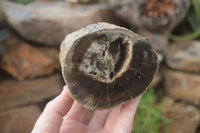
[11,0,33,4]
[168,0,200,41]
[133,88,171,133]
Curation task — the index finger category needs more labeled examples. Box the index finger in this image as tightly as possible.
[32,86,74,133]
[113,95,141,133]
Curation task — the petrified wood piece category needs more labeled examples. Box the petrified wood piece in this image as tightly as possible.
[59,22,158,110]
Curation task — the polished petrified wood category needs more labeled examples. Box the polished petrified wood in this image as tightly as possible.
[59,22,158,110]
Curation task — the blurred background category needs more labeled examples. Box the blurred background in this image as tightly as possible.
[0,0,199,133]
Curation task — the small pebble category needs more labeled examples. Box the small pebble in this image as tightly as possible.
[0,29,9,42]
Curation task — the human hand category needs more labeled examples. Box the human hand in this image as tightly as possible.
[31,86,141,133]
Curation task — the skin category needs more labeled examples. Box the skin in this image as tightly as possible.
[31,86,141,133]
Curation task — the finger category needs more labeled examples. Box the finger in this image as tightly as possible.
[89,110,110,128]
[60,119,87,133]
[32,86,74,133]
[64,101,87,122]
[113,95,141,133]
[104,105,121,132]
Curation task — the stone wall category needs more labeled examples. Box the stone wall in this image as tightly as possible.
[0,0,199,133]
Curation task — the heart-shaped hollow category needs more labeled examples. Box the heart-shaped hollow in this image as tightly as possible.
[59,22,158,110]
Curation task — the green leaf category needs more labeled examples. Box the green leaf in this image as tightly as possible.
[169,0,200,41]
[168,26,200,41]
[11,0,33,4]
[186,10,199,30]
[192,0,200,22]
[133,88,171,133]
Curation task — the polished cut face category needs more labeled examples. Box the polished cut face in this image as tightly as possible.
[60,23,158,110]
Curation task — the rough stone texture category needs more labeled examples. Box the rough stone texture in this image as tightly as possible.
[138,29,169,52]
[115,0,190,32]
[0,105,41,133]
[164,70,200,107]
[157,53,163,63]
[0,37,59,80]
[0,0,119,46]
[162,97,200,133]
[165,41,200,72]
[0,74,62,111]
[149,71,162,88]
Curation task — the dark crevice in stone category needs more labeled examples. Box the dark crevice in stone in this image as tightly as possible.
[195,124,200,133]
[109,37,128,76]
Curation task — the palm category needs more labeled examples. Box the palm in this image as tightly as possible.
[61,119,109,133]
[32,86,141,133]
[60,106,120,133]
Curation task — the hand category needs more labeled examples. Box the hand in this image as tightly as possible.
[31,86,141,133]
